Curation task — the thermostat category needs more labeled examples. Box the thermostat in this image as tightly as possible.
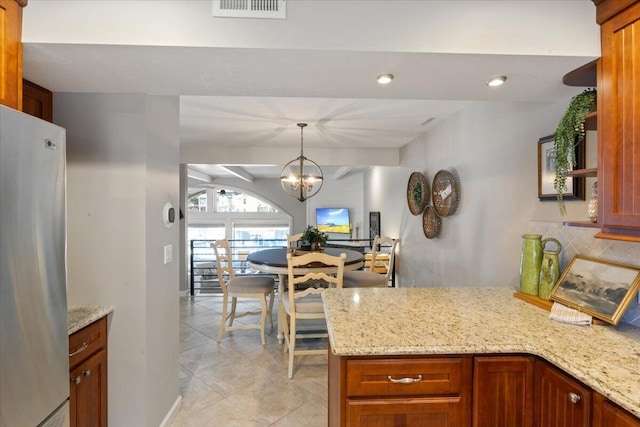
[163,202,175,228]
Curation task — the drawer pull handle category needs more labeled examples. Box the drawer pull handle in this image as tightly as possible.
[569,392,581,404]
[69,342,88,357]
[73,376,82,385]
[387,374,423,384]
[83,369,91,377]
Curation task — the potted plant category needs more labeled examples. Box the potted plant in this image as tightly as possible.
[553,88,596,215]
[301,225,328,251]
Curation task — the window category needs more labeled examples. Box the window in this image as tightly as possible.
[232,223,290,251]
[216,189,278,213]
[188,188,207,212]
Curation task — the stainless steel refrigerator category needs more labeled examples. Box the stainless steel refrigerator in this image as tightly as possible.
[1,105,70,427]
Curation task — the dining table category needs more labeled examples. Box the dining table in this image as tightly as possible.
[247,247,364,342]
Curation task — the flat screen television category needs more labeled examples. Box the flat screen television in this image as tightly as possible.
[316,208,350,234]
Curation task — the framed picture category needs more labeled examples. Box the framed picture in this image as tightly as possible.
[369,211,380,245]
[550,255,640,325]
[537,135,585,200]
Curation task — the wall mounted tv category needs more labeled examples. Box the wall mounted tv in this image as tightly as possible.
[316,208,350,234]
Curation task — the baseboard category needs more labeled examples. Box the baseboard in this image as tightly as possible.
[159,395,182,427]
[179,289,189,297]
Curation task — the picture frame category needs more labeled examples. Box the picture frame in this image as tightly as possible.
[537,135,585,200]
[550,255,640,325]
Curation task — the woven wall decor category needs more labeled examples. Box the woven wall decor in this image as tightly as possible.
[406,172,429,216]
[422,205,441,239]
[432,169,461,217]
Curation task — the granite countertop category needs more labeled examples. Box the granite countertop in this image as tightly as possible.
[68,305,114,335]
[323,287,640,418]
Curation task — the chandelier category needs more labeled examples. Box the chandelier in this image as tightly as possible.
[280,123,323,202]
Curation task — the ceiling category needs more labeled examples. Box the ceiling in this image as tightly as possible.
[21,0,599,180]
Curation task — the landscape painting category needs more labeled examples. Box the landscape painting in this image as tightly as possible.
[550,255,640,325]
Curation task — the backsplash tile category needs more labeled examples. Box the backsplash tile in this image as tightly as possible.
[526,221,640,327]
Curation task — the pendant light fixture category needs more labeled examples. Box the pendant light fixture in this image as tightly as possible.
[280,123,323,202]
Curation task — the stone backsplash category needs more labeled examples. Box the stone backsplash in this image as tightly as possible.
[526,221,640,327]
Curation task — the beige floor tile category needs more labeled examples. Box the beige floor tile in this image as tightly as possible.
[172,294,329,427]
[271,398,328,427]
[179,342,244,375]
[226,373,315,425]
[176,375,225,420]
[171,397,263,427]
[180,324,214,352]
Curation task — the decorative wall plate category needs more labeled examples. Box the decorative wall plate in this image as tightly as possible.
[407,172,429,215]
[432,169,461,217]
[422,205,441,239]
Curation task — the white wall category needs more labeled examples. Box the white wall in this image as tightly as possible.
[306,172,365,240]
[56,93,180,427]
[366,100,592,288]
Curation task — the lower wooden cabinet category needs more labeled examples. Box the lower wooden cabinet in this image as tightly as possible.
[473,355,534,427]
[593,392,640,427]
[329,350,472,427]
[69,316,108,427]
[534,359,591,427]
[329,352,640,427]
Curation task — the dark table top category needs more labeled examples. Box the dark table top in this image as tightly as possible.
[247,247,363,269]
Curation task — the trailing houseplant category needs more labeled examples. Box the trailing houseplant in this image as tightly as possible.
[301,225,328,250]
[553,88,596,215]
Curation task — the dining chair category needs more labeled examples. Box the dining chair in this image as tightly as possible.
[282,251,346,379]
[211,240,275,345]
[342,236,399,288]
[287,233,303,249]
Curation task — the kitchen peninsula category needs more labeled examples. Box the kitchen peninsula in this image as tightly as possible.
[324,287,640,427]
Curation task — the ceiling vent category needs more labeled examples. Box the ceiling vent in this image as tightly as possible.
[212,0,286,19]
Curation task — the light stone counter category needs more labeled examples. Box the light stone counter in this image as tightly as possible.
[68,305,114,335]
[323,287,640,418]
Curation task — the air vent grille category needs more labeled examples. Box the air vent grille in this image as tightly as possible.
[213,0,286,19]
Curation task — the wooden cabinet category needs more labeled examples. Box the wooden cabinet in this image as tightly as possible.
[595,0,640,239]
[330,352,640,427]
[593,392,640,427]
[473,355,534,427]
[0,0,26,111]
[22,79,53,122]
[329,350,472,427]
[534,359,591,427]
[69,316,108,427]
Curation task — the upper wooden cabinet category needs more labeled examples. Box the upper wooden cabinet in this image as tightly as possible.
[0,0,27,111]
[595,0,640,239]
[23,79,53,122]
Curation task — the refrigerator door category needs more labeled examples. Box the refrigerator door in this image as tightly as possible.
[0,106,69,427]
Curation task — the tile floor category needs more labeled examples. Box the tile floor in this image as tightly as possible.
[172,294,329,426]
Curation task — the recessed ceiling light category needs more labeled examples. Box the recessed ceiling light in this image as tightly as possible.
[377,74,394,85]
[487,76,507,87]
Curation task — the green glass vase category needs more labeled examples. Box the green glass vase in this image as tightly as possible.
[538,238,562,300]
[519,234,543,295]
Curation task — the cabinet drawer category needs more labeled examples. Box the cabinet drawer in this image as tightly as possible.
[346,357,469,397]
[346,396,466,427]
[69,317,107,369]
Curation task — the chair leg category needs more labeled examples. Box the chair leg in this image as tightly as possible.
[287,314,296,379]
[217,293,228,343]
[259,294,267,346]
[229,297,237,326]
[281,309,290,354]
[268,291,275,332]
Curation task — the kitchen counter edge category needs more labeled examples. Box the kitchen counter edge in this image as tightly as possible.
[68,305,114,335]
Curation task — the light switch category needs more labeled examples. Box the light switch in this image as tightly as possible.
[164,244,173,264]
